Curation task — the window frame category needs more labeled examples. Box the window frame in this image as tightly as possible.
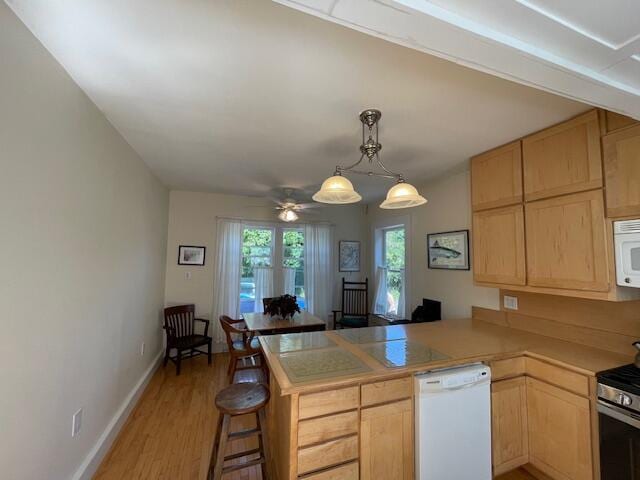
[239,223,307,314]
[372,215,410,317]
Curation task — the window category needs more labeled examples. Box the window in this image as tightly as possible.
[240,227,273,314]
[239,225,306,313]
[282,229,306,309]
[383,227,405,315]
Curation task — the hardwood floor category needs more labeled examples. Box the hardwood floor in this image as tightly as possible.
[95,353,261,480]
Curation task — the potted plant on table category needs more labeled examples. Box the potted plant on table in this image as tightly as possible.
[265,294,300,320]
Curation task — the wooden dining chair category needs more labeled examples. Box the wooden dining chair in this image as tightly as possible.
[262,297,276,314]
[163,304,212,375]
[219,316,268,384]
[333,278,370,329]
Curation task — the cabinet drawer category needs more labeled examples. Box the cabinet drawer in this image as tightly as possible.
[299,386,359,420]
[298,410,358,447]
[298,435,358,475]
[490,357,525,381]
[361,377,412,407]
[525,357,589,397]
[301,461,359,480]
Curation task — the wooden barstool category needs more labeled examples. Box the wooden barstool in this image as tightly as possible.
[209,382,271,480]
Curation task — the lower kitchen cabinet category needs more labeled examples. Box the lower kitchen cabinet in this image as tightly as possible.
[491,377,529,476]
[526,377,593,480]
[360,399,413,480]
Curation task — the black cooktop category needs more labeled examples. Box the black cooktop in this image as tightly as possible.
[598,363,640,396]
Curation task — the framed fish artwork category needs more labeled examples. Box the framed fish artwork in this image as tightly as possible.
[427,230,470,270]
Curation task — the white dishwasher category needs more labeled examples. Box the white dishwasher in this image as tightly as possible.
[415,363,492,480]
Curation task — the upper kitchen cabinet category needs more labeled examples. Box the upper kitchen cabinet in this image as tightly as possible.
[522,110,602,202]
[471,141,522,211]
[473,205,526,286]
[603,124,640,218]
[604,111,639,134]
[525,190,609,292]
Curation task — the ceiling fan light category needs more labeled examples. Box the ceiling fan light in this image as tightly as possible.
[278,208,299,222]
[379,181,427,209]
[312,175,362,204]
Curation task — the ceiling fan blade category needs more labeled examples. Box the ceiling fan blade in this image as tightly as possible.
[296,202,322,209]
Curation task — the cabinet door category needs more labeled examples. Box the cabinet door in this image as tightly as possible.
[523,110,602,201]
[473,205,526,285]
[603,124,640,217]
[525,190,609,291]
[360,399,413,480]
[605,110,638,134]
[471,141,523,211]
[526,378,593,480]
[491,377,528,476]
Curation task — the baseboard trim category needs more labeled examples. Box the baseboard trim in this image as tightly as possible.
[71,350,163,480]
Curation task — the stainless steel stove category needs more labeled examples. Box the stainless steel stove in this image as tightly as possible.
[597,364,640,479]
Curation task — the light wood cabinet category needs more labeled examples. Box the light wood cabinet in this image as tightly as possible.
[522,110,602,201]
[526,377,593,480]
[471,141,523,211]
[473,205,526,285]
[360,399,413,480]
[603,124,640,217]
[525,190,609,292]
[604,110,638,134]
[491,377,528,476]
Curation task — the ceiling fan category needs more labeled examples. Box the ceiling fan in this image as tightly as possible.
[270,188,321,222]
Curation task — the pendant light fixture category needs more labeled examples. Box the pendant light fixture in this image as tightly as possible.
[313,109,427,209]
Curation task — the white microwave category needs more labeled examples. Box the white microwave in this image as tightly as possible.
[614,219,640,288]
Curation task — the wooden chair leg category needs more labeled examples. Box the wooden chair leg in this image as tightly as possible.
[209,412,224,476]
[228,358,238,384]
[176,350,182,376]
[163,345,170,367]
[258,408,271,479]
[211,414,230,480]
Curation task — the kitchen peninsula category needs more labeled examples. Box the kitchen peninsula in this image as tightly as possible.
[260,316,631,480]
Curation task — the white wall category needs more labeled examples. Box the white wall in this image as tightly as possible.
[0,4,169,480]
[164,190,369,328]
[368,169,499,318]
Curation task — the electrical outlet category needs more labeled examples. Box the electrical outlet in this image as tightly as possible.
[72,408,83,437]
[140,342,145,356]
[503,295,518,310]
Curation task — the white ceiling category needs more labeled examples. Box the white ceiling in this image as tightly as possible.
[277,0,640,121]
[7,0,590,200]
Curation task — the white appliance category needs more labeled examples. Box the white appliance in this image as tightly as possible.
[614,219,640,288]
[415,363,492,480]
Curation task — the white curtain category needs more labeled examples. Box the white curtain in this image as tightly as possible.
[397,268,406,318]
[373,266,388,314]
[283,267,296,297]
[211,218,243,348]
[304,224,333,321]
[254,266,274,313]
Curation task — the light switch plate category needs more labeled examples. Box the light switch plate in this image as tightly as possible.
[503,295,518,310]
[72,408,83,437]
[140,342,145,356]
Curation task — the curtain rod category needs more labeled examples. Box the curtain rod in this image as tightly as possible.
[214,215,334,227]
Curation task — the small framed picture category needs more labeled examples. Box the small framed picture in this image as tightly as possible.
[339,240,361,272]
[178,245,206,266]
[427,230,470,270]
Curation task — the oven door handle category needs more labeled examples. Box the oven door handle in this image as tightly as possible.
[598,400,640,429]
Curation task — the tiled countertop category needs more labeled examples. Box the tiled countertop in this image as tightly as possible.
[259,318,633,395]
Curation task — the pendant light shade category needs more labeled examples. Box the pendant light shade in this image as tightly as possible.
[278,208,299,222]
[312,175,362,204]
[380,181,427,209]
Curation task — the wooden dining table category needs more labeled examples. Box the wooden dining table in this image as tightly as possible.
[242,311,326,335]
